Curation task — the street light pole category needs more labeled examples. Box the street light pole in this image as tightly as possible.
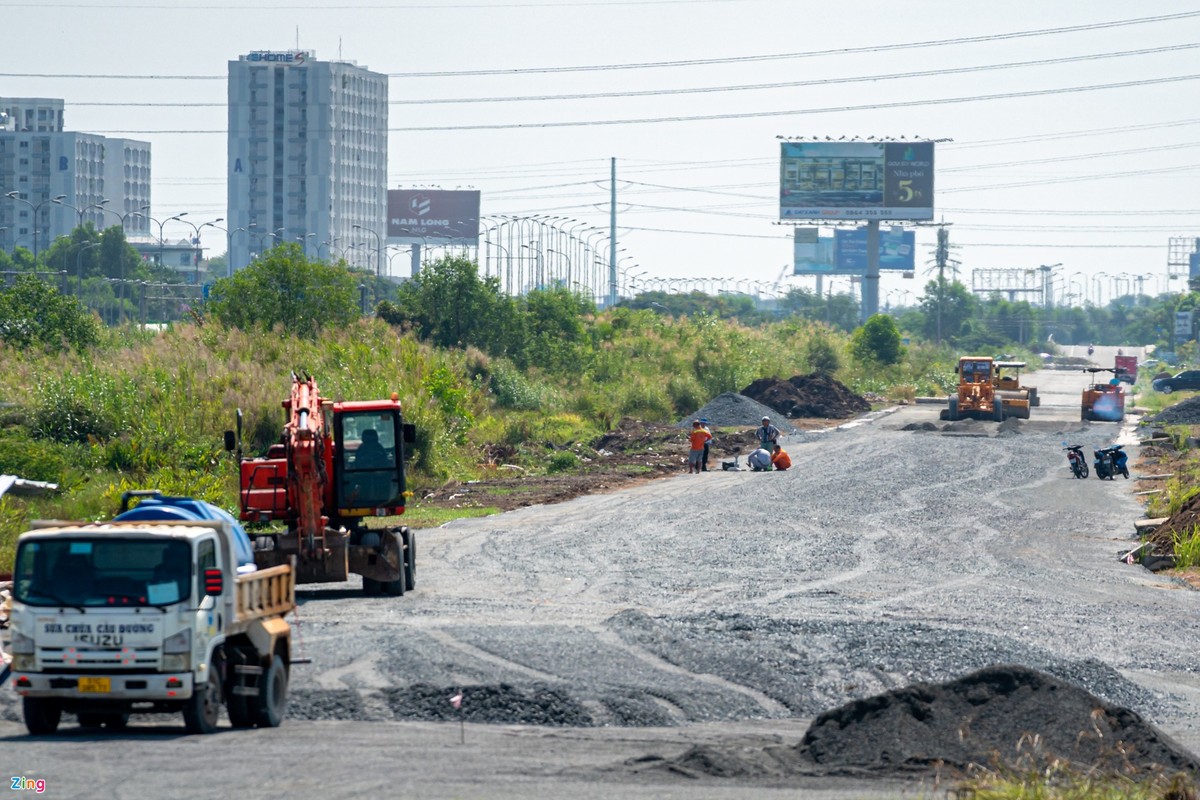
[76,240,101,293]
[352,224,383,280]
[180,217,223,285]
[151,212,188,272]
[6,191,66,260]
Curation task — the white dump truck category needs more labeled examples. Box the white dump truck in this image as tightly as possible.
[6,492,295,735]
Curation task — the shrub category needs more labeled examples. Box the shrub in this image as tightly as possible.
[547,450,579,473]
[805,332,841,376]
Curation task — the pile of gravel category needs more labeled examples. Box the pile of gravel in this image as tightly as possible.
[682,392,795,433]
[798,665,1200,775]
[1146,396,1200,425]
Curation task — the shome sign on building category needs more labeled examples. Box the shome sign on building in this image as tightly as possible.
[239,50,311,65]
[780,141,935,221]
[386,190,481,245]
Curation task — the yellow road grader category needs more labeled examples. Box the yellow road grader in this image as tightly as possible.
[940,356,1032,422]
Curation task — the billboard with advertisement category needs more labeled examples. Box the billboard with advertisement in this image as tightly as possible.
[780,141,934,220]
[793,228,853,274]
[1175,311,1193,338]
[834,227,916,272]
[386,190,481,245]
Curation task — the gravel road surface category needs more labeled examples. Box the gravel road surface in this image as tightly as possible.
[6,361,1199,798]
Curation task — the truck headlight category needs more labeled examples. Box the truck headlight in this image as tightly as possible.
[163,629,191,654]
[11,654,34,671]
[10,632,34,655]
[161,654,190,672]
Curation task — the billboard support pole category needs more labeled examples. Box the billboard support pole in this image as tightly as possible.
[411,244,421,278]
[814,275,823,299]
[609,157,617,308]
[863,220,880,321]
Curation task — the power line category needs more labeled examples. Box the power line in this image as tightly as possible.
[943,162,1200,192]
[61,43,1200,107]
[940,142,1200,172]
[76,74,1200,133]
[4,10,1197,80]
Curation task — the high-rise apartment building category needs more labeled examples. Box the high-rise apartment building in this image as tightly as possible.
[0,98,151,256]
[226,50,388,274]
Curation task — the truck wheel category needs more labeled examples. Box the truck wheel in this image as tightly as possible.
[947,399,959,422]
[183,671,222,734]
[254,655,289,728]
[1081,409,1089,421]
[23,698,61,735]
[362,577,382,596]
[403,528,416,592]
[993,402,1004,422]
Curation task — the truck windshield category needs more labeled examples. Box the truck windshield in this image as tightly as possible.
[339,411,402,507]
[13,538,192,608]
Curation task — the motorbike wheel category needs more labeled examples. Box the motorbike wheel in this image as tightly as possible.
[1080,462,1089,478]
[1121,466,1130,479]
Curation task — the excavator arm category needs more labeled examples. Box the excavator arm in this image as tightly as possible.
[285,373,329,556]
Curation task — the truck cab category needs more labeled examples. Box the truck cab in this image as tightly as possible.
[7,515,292,735]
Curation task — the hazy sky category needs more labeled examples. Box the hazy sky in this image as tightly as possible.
[5,0,1199,304]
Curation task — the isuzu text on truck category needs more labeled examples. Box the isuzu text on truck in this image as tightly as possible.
[7,492,295,735]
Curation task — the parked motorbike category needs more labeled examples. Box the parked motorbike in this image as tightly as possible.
[1093,444,1129,480]
[1064,444,1088,479]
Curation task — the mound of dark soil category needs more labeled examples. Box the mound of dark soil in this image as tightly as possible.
[630,665,1199,780]
[798,665,1200,775]
[1147,396,1200,426]
[741,373,870,420]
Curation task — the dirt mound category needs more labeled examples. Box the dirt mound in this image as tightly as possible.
[1146,396,1200,426]
[683,392,795,432]
[902,422,939,432]
[741,373,870,420]
[1146,490,1200,552]
[798,665,1200,775]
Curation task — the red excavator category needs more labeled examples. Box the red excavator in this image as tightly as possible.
[225,373,418,596]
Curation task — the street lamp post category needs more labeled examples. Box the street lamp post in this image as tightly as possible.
[76,240,101,294]
[180,217,224,284]
[6,191,66,260]
[150,212,188,272]
[54,196,110,235]
[352,224,383,280]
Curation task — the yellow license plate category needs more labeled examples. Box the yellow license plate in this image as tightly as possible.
[78,677,110,693]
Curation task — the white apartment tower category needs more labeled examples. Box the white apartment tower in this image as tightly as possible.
[0,97,151,256]
[227,50,388,274]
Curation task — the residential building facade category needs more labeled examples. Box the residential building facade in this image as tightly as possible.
[226,50,388,275]
[0,98,151,256]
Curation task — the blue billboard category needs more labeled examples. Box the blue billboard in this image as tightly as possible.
[834,227,916,272]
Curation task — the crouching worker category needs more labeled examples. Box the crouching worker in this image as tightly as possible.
[748,447,773,472]
[771,444,791,471]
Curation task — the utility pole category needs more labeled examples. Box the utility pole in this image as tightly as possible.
[609,157,617,308]
[935,225,949,345]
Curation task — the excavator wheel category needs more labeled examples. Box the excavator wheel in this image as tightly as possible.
[946,398,959,422]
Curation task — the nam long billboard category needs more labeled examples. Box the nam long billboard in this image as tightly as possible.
[780,141,934,221]
[387,189,481,245]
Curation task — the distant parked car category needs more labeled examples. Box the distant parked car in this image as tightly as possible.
[1151,370,1200,393]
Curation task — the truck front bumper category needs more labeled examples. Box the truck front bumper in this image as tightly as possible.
[11,672,195,700]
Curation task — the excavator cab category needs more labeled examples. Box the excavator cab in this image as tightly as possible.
[333,407,413,514]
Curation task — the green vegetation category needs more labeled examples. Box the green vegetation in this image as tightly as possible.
[958,763,1196,800]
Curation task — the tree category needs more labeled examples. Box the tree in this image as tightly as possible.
[523,287,594,373]
[206,243,358,338]
[387,255,524,357]
[851,314,903,365]
[919,278,978,343]
[0,274,100,351]
[805,331,841,375]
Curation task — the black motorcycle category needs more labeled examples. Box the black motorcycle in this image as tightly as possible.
[1093,444,1129,480]
[1064,444,1088,479]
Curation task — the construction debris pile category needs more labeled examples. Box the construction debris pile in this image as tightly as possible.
[638,665,1199,779]
[1145,396,1200,426]
[740,373,871,420]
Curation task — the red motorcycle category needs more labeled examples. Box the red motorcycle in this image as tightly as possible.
[1064,444,1088,479]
